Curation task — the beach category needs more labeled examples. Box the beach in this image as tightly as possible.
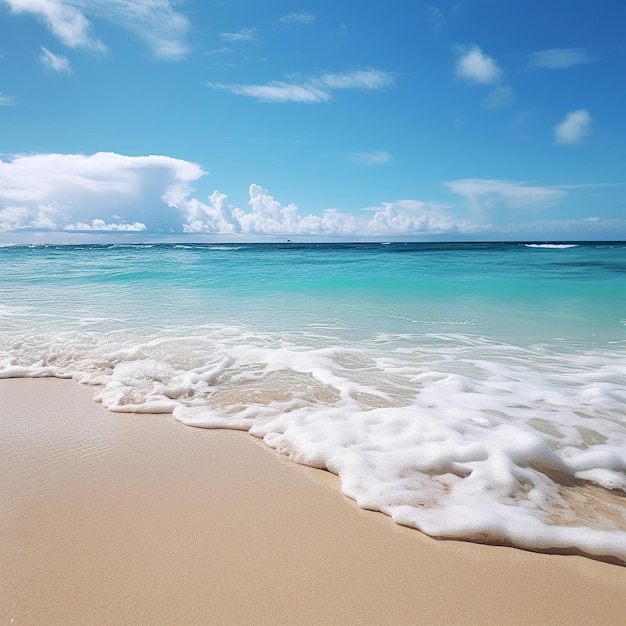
[1,378,625,625]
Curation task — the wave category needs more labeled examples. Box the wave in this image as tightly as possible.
[525,243,579,249]
[2,326,625,563]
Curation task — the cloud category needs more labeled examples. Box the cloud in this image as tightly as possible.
[65,219,146,231]
[279,12,315,25]
[3,0,190,60]
[455,45,502,84]
[483,85,514,109]
[554,109,592,145]
[425,5,446,35]
[527,48,595,70]
[208,68,395,103]
[445,178,567,216]
[3,0,106,51]
[0,152,203,232]
[85,0,191,60]
[182,185,357,236]
[2,153,618,241]
[348,151,392,166]
[39,46,72,73]
[0,93,15,106]
[183,187,471,238]
[220,28,258,43]
[364,199,472,236]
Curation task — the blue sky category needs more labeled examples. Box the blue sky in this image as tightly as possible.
[0,0,624,242]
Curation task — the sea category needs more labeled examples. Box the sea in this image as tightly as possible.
[1,241,625,561]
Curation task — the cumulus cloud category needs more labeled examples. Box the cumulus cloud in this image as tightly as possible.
[364,199,472,236]
[182,185,357,236]
[3,0,190,60]
[208,68,395,103]
[0,152,203,232]
[65,219,146,231]
[555,109,593,145]
[39,46,72,73]
[182,187,474,238]
[527,48,595,70]
[279,12,315,25]
[347,151,392,166]
[3,152,614,241]
[455,45,502,84]
[445,178,567,216]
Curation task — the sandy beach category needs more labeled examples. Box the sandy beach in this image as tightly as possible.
[1,378,625,625]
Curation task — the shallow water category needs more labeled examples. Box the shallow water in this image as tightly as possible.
[1,241,625,560]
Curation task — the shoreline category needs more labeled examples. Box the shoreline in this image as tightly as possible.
[2,378,625,624]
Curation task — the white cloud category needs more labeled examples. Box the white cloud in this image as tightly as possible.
[208,81,330,103]
[182,185,359,236]
[279,12,315,25]
[65,219,146,231]
[555,109,592,145]
[527,48,595,70]
[364,200,473,236]
[0,152,203,232]
[348,151,392,166]
[182,189,472,238]
[445,178,567,216]
[426,5,446,35]
[455,45,502,84]
[483,85,514,109]
[4,0,106,51]
[39,46,72,73]
[2,153,617,241]
[208,68,395,103]
[0,93,15,106]
[220,28,258,43]
[4,0,190,60]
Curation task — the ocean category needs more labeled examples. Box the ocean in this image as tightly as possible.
[1,241,625,561]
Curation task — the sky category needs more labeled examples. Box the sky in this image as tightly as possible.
[0,0,624,243]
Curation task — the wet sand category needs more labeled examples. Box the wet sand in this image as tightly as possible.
[1,378,625,625]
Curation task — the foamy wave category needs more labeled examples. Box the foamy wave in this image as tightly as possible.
[2,326,625,562]
[525,243,579,249]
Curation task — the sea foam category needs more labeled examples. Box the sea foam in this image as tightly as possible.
[1,242,625,562]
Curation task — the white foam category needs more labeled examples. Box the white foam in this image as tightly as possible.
[2,319,625,561]
[525,243,579,249]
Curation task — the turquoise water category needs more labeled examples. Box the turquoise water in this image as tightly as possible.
[1,242,625,560]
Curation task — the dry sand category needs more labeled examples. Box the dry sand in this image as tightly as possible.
[1,378,625,625]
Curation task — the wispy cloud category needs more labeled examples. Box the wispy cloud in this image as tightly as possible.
[555,109,593,145]
[527,48,595,70]
[279,12,315,25]
[445,178,566,215]
[348,151,393,166]
[3,0,191,60]
[455,45,502,84]
[39,47,72,73]
[0,93,15,106]
[208,82,330,103]
[425,5,446,35]
[3,0,106,52]
[208,68,395,103]
[220,28,258,43]
[483,85,514,109]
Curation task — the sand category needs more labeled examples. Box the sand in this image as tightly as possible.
[1,378,625,625]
